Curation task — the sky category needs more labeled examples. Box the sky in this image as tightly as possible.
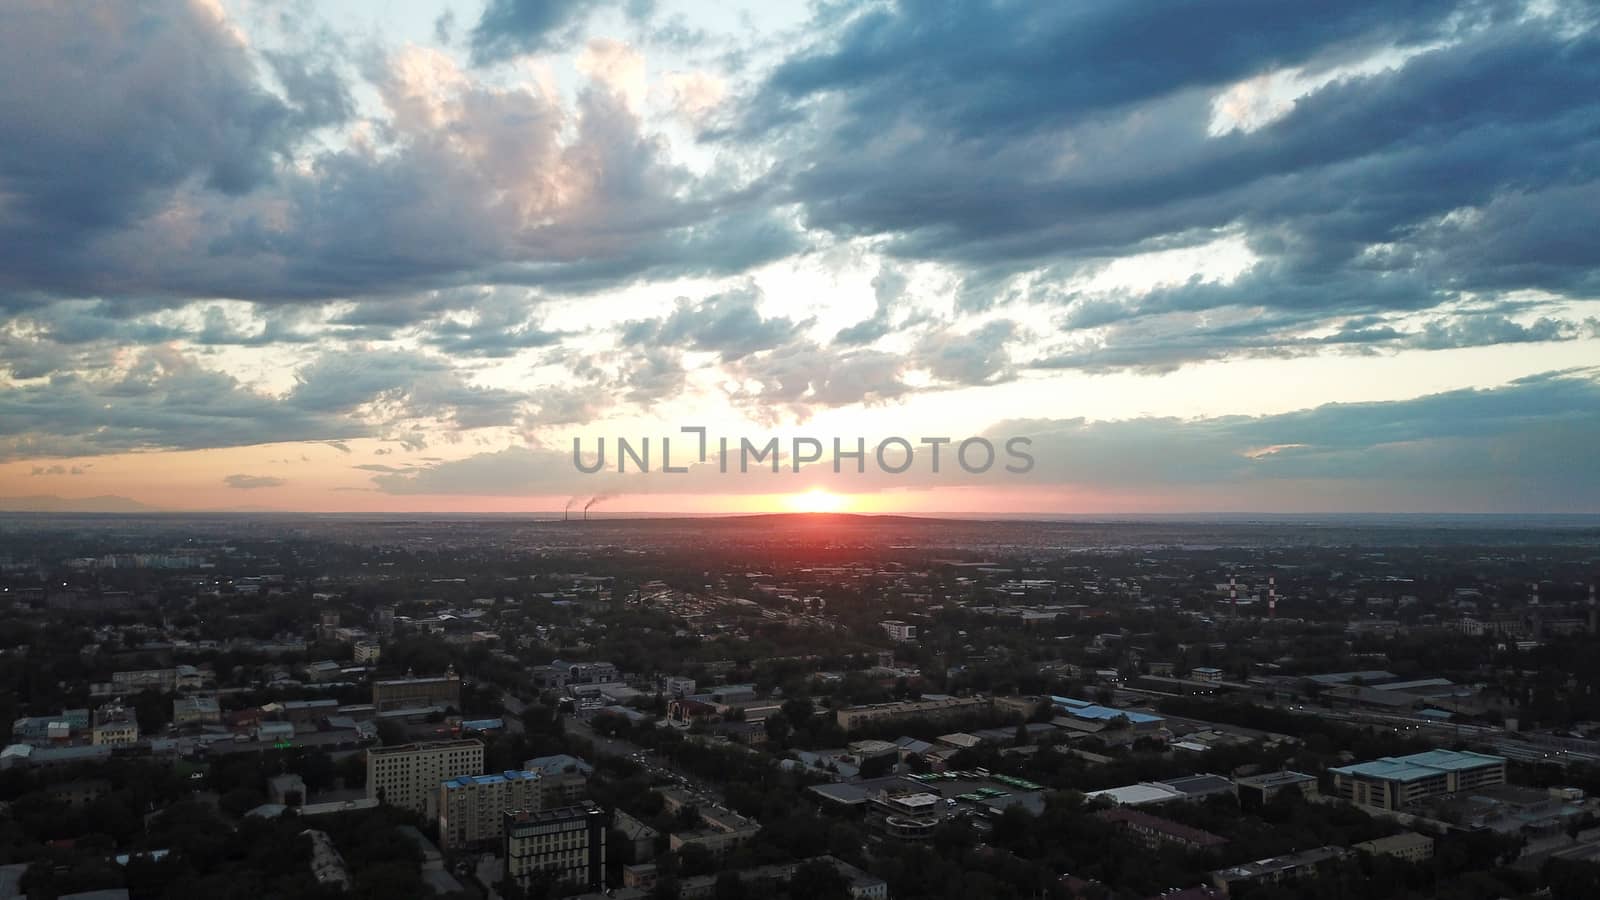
[0,0,1598,515]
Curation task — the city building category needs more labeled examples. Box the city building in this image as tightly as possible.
[10,709,89,744]
[834,695,989,731]
[870,789,943,840]
[368,739,484,818]
[91,702,138,746]
[662,676,697,697]
[1050,696,1166,734]
[880,620,918,642]
[111,668,178,693]
[253,720,293,744]
[523,754,593,807]
[439,770,544,850]
[353,641,382,664]
[504,802,607,893]
[534,659,620,688]
[173,695,221,726]
[371,668,460,712]
[663,793,763,855]
[1209,847,1349,894]
[1354,832,1435,863]
[1097,807,1228,851]
[1329,749,1506,811]
[613,810,660,863]
[1234,771,1320,809]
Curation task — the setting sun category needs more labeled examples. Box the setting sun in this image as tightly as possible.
[785,487,849,513]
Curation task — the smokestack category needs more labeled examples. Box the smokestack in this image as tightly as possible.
[1230,575,1238,618]
[1269,576,1277,619]
[582,494,613,522]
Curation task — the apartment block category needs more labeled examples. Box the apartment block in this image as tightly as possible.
[439,770,544,850]
[367,739,484,819]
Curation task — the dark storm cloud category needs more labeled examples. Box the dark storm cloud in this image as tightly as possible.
[763,0,1508,138]
[750,3,1600,373]
[0,0,797,311]
[766,18,1599,270]
[1032,307,1600,374]
[0,349,368,461]
[0,347,535,461]
[470,0,612,63]
[0,1,309,287]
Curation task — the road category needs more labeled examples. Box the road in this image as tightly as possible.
[561,714,728,807]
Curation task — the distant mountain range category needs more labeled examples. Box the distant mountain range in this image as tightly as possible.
[0,494,160,512]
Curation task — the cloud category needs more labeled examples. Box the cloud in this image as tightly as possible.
[369,369,1600,511]
[724,342,911,418]
[746,5,1600,372]
[0,346,537,462]
[29,464,88,476]
[762,0,1501,137]
[0,0,314,289]
[623,285,808,362]
[0,4,799,309]
[913,319,1020,385]
[224,474,286,489]
[834,264,908,346]
[470,0,612,64]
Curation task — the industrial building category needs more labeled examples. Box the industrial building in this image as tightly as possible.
[1329,749,1506,810]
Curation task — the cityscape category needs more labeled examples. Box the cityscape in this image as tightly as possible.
[0,513,1598,899]
[2,0,1600,899]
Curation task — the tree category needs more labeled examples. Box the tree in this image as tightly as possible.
[764,714,792,747]
[713,871,748,900]
[221,786,266,819]
[675,844,716,877]
[787,860,850,900]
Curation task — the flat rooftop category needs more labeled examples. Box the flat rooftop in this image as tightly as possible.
[1331,749,1504,783]
[443,770,540,789]
[1235,770,1317,788]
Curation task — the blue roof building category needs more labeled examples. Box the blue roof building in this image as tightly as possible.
[1329,749,1505,810]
